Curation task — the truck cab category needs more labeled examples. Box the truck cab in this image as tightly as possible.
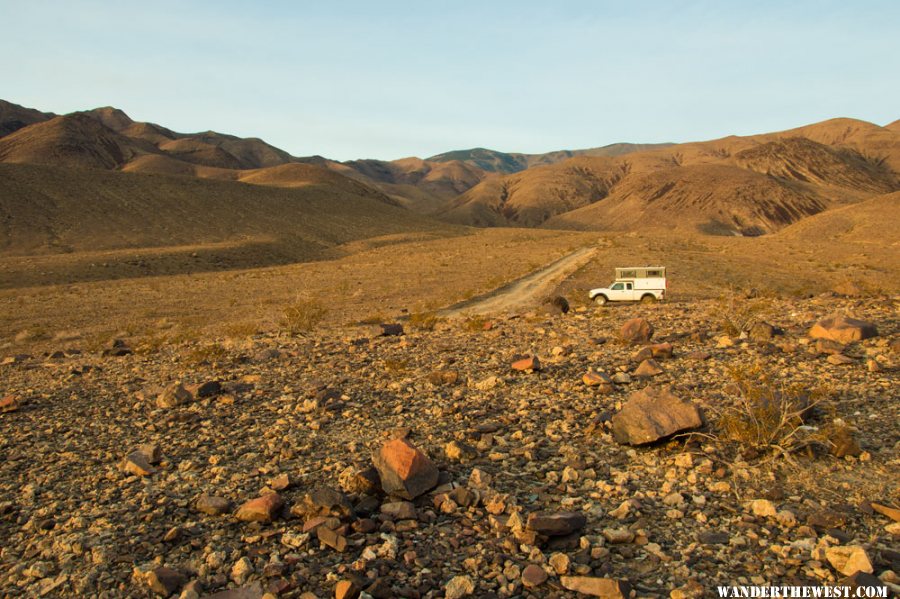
[589,266,667,306]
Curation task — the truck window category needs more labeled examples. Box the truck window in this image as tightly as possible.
[626,283,633,290]
[611,283,624,290]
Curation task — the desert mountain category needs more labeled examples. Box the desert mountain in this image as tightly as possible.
[3,99,897,237]
[0,99,54,137]
[0,100,491,208]
[775,190,900,244]
[0,162,455,274]
[443,118,900,234]
[427,143,674,174]
[333,157,491,212]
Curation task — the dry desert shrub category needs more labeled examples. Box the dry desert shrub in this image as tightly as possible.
[713,363,824,457]
[186,343,229,365]
[358,313,387,325]
[462,315,489,332]
[280,298,327,335]
[709,289,776,337]
[223,321,259,339]
[383,358,409,373]
[409,311,443,331]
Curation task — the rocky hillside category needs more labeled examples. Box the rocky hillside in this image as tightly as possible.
[0,162,454,262]
[444,119,900,234]
[1,295,897,597]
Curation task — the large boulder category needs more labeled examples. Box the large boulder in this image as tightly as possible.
[372,438,439,499]
[619,318,654,344]
[809,314,878,344]
[611,386,702,445]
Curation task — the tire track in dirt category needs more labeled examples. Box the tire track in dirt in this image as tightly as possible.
[440,246,598,317]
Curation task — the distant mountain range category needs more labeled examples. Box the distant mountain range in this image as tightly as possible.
[1,98,898,246]
[427,143,674,173]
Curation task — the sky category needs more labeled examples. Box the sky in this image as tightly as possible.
[2,1,898,161]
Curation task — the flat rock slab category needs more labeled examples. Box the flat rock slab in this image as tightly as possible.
[825,545,873,576]
[372,438,438,499]
[611,386,702,445]
[512,356,541,371]
[809,314,878,344]
[526,511,587,536]
[561,576,631,598]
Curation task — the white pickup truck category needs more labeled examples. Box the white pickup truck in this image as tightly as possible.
[589,266,667,305]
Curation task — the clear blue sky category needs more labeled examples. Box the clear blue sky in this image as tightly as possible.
[2,1,898,161]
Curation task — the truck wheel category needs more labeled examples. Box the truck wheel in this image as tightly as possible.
[641,294,657,304]
[594,295,608,306]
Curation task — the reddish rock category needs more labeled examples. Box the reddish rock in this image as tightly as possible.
[633,358,665,377]
[372,438,439,499]
[620,318,654,344]
[809,314,878,344]
[235,493,283,523]
[317,526,347,552]
[611,386,702,445]
[583,370,612,387]
[511,356,541,372]
[650,342,674,359]
[560,577,631,598]
[522,564,548,588]
[0,395,20,413]
[335,580,361,599]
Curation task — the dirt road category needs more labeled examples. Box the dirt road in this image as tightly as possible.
[440,246,598,317]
